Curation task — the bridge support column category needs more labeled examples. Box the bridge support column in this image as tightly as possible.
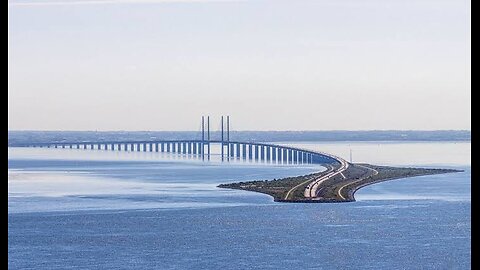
[260,146,265,161]
[236,143,240,159]
[248,144,253,160]
[266,146,271,162]
[242,144,247,160]
[229,143,235,158]
[254,145,259,160]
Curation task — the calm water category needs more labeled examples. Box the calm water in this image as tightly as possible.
[8,142,471,269]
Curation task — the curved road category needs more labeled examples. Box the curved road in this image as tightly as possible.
[304,155,350,199]
[336,164,379,200]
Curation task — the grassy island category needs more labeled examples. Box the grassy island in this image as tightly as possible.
[217,164,461,203]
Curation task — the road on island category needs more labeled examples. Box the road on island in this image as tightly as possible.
[304,156,350,198]
[283,165,334,200]
[336,164,379,200]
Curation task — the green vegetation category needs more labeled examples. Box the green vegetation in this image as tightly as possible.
[218,164,462,203]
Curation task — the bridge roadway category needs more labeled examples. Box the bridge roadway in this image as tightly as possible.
[10,139,350,199]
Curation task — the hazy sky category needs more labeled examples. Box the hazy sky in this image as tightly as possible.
[8,0,470,131]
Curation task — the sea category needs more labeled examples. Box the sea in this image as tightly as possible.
[8,141,471,269]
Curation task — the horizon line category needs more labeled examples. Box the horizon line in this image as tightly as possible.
[8,129,472,132]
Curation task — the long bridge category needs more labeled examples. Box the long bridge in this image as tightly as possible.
[9,116,351,200]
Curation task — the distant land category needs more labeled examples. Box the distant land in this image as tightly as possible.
[7,130,470,145]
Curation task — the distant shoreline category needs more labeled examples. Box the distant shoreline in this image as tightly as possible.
[7,130,471,146]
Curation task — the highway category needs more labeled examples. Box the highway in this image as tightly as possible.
[304,155,350,198]
[336,164,379,200]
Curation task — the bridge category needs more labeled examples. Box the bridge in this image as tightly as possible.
[9,116,350,199]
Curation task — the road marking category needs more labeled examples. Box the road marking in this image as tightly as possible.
[337,164,379,200]
[306,158,349,198]
[340,172,346,179]
[284,177,314,200]
[304,165,334,198]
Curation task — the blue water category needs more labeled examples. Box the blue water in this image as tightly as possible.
[8,142,471,269]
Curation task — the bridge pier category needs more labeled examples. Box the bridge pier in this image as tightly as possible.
[229,143,234,158]
[235,143,240,159]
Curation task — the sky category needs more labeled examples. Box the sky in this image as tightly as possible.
[8,0,470,131]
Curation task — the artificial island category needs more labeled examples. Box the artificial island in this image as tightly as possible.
[218,163,459,202]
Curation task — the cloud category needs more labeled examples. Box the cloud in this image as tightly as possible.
[9,0,244,7]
